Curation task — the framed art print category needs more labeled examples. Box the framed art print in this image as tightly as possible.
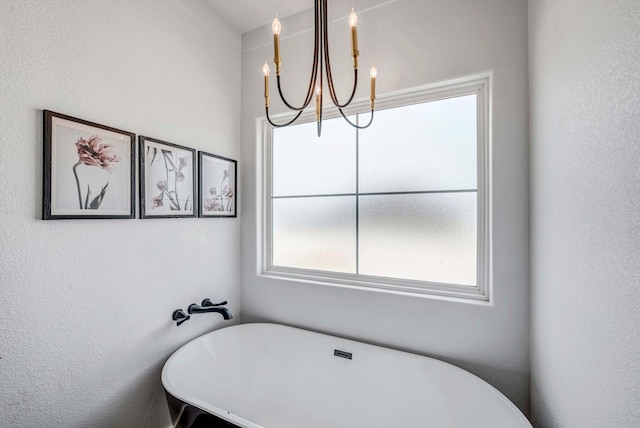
[139,136,196,218]
[198,151,237,218]
[43,110,135,220]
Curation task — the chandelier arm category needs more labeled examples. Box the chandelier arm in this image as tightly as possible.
[325,67,358,108]
[322,0,358,108]
[265,106,304,128]
[274,0,322,112]
[317,58,324,137]
[275,74,317,111]
[315,0,325,138]
[338,108,375,129]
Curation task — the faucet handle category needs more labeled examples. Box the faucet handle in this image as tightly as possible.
[201,298,228,307]
[172,309,190,326]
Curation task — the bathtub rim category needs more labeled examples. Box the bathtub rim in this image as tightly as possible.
[162,322,531,428]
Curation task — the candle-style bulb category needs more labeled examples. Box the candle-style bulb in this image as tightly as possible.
[348,9,359,69]
[263,61,270,107]
[272,15,281,35]
[316,85,321,96]
[370,66,377,78]
[272,15,282,75]
[348,9,358,27]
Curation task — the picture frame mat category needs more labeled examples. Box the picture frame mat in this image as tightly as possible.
[48,114,133,217]
[199,151,237,218]
[140,136,196,218]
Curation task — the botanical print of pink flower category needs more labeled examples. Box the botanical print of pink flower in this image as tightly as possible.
[204,198,221,211]
[148,149,191,211]
[152,196,164,208]
[204,168,234,213]
[72,135,120,210]
[75,135,120,172]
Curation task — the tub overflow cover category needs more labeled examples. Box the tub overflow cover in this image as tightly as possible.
[334,350,353,360]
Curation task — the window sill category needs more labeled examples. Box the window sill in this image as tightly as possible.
[260,266,490,304]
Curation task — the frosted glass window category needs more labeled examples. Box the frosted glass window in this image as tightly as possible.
[359,95,477,193]
[359,193,477,286]
[272,117,356,197]
[265,78,489,300]
[272,196,356,273]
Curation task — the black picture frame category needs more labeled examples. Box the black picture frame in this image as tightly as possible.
[43,110,136,220]
[198,151,237,218]
[139,136,196,219]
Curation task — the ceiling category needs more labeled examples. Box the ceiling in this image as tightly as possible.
[205,0,312,33]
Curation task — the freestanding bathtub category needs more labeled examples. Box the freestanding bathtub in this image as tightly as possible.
[162,323,531,428]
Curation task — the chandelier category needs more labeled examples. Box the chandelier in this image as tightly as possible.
[262,0,377,137]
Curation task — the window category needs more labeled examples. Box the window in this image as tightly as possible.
[260,76,490,301]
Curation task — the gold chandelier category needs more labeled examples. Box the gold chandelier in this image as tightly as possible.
[262,0,377,137]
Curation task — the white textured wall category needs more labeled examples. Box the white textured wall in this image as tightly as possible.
[529,0,640,426]
[0,1,241,427]
[241,0,530,413]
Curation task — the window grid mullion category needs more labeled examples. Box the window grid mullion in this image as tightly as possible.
[271,189,479,199]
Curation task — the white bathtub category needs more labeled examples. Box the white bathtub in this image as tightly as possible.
[162,323,531,428]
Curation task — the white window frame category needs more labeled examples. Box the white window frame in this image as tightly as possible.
[258,74,491,302]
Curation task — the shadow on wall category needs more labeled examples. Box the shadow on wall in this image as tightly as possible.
[33,108,43,219]
[445,357,530,417]
[76,361,171,428]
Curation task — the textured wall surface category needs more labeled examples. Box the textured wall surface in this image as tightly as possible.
[240,0,531,414]
[0,1,241,427]
[529,0,640,426]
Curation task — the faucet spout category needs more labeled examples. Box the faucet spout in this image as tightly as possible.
[187,303,233,320]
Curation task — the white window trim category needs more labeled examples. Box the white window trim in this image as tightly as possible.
[257,73,492,302]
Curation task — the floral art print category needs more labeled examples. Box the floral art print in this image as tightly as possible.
[43,111,135,219]
[198,151,237,218]
[139,136,196,218]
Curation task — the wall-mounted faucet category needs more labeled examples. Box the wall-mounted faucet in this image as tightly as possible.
[172,309,190,326]
[188,299,233,320]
